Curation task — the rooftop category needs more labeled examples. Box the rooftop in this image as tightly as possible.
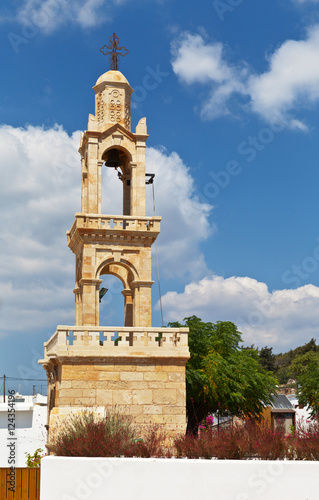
[95,70,130,87]
[271,394,295,411]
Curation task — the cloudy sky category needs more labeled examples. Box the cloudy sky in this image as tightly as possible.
[1,0,319,392]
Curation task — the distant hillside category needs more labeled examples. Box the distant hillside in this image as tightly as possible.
[274,339,319,384]
[246,339,319,385]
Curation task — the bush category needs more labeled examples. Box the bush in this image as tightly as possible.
[51,410,167,458]
[174,420,288,460]
[292,418,319,460]
[25,448,46,467]
[50,409,319,460]
[131,424,169,458]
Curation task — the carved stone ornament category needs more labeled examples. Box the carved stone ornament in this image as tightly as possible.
[97,92,105,124]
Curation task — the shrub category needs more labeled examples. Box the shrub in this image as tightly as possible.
[174,420,288,460]
[25,448,46,467]
[293,417,319,460]
[124,425,169,458]
[51,410,168,458]
[51,411,135,457]
[50,409,319,460]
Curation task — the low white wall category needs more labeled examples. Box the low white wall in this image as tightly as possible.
[41,456,319,500]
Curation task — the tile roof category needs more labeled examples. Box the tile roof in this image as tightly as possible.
[271,394,295,410]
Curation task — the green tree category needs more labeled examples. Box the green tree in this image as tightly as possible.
[169,316,278,434]
[259,346,275,372]
[289,351,319,417]
[277,367,290,385]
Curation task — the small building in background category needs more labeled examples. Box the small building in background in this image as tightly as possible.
[286,393,313,428]
[0,393,47,467]
[262,394,296,433]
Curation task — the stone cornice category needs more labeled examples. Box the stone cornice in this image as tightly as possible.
[67,214,161,254]
[130,280,154,289]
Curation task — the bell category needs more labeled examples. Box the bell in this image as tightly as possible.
[104,149,122,169]
[99,287,108,303]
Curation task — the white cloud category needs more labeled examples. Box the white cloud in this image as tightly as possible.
[171,33,248,120]
[171,33,234,85]
[102,145,213,280]
[2,125,318,351]
[145,147,213,280]
[0,124,80,337]
[159,275,319,351]
[171,27,319,129]
[249,25,319,127]
[1,0,121,32]
[0,124,213,337]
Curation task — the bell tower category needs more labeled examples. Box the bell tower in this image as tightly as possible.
[70,68,159,329]
[40,36,189,440]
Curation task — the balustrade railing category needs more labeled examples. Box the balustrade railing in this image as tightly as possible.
[68,214,161,241]
[44,326,189,359]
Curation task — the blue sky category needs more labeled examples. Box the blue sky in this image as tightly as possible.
[1,0,319,393]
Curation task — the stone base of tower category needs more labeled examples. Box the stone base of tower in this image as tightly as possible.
[40,326,189,445]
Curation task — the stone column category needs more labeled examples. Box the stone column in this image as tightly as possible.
[131,281,153,327]
[122,289,133,326]
[81,156,88,213]
[130,162,137,216]
[122,173,131,216]
[86,136,99,214]
[135,140,146,216]
[73,287,82,326]
[80,278,102,326]
[97,160,103,214]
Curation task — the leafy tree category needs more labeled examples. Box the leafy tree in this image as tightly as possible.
[169,316,278,434]
[277,367,290,385]
[259,346,275,372]
[289,351,319,417]
[272,338,319,384]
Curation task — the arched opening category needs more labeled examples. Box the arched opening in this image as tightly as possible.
[98,274,125,327]
[101,147,132,216]
[97,259,136,327]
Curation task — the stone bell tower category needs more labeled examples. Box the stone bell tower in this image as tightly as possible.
[72,69,158,329]
[40,36,189,440]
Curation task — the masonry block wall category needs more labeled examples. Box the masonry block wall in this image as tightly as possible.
[47,357,187,440]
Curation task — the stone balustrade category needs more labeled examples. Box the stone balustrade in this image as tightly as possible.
[43,326,189,360]
[67,213,161,243]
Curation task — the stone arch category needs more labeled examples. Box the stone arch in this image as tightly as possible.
[101,144,132,175]
[96,257,138,327]
[100,144,134,216]
[96,257,137,286]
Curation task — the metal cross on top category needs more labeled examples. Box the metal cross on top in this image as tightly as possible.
[100,33,129,71]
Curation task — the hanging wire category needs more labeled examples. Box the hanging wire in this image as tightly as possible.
[152,181,164,327]
[5,376,47,381]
